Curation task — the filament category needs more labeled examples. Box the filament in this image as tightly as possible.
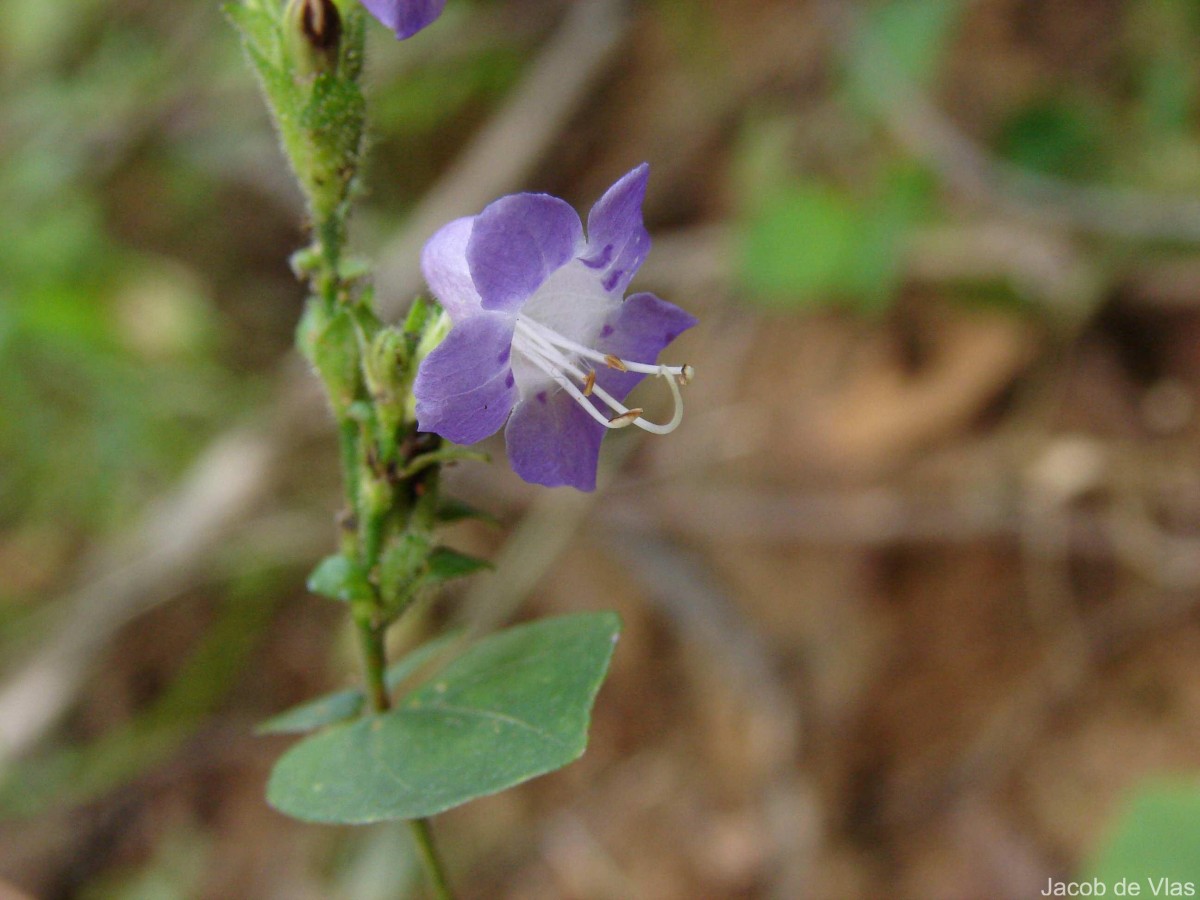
[512,318,689,434]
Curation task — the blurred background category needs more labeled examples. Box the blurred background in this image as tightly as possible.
[4,0,1200,896]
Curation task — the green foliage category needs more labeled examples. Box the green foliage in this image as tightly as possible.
[999,99,1107,180]
[435,497,500,526]
[742,182,856,306]
[377,533,433,608]
[258,630,464,734]
[377,538,490,620]
[426,547,491,581]
[738,164,933,312]
[266,612,620,823]
[308,554,373,603]
[297,301,364,412]
[1086,781,1200,886]
[300,72,367,216]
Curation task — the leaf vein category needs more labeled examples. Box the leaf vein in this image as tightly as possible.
[421,703,570,748]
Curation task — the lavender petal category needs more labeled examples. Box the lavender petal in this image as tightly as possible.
[414,313,518,444]
[583,163,651,296]
[359,0,446,40]
[505,390,604,491]
[467,193,584,313]
[420,217,483,322]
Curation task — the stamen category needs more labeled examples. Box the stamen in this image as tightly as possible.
[519,343,627,431]
[516,316,691,379]
[609,408,643,427]
[512,319,690,435]
[604,354,628,372]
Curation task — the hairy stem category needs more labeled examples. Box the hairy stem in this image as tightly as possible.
[354,609,390,714]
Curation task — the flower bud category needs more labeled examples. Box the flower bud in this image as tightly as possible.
[297,300,361,413]
[363,326,409,407]
[285,0,342,78]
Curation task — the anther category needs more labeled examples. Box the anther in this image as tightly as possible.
[583,370,596,397]
[609,408,643,428]
[604,354,628,372]
[678,364,694,386]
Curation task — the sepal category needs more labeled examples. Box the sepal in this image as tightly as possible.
[435,498,500,526]
[296,301,362,413]
[307,554,372,603]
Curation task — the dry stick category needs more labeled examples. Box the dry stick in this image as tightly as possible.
[0,0,631,768]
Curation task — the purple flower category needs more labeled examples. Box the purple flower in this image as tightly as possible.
[359,0,444,40]
[414,164,697,491]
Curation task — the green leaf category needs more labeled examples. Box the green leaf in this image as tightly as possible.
[224,3,280,63]
[839,165,934,312]
[266,612,621,823]
[225,3,296,118]
[377,532,431,608]
[425,547,491,582]
[435,497,500,527]
[740,181,856,307]
[1086,780,1200,887]
[258,684,366,737]
[999,99,1106,180]
[307,554,371,603]
[402,295,433,341]
[257,630,465,735]
[296,302,362,411]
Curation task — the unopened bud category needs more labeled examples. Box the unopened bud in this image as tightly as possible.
[364,326,408,405]
[285,0,342,77]
[297,300,361,413]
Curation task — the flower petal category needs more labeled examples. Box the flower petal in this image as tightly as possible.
[420,217,483,322]
[467,193,583,314]
[593,291,698,400]
[414,313,518,444]
[583,163,651,296]
[505,390,604,491]
[359,0,446,40]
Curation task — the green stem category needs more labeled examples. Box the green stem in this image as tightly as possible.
[353,609,390,713]
[395,447,488,480]
[409,817,454,899]
[336,416,360,512]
